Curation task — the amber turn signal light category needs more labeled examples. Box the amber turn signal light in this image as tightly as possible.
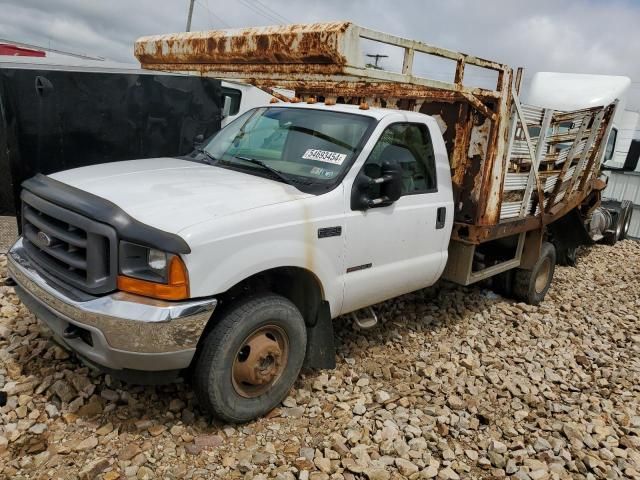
[117,256,189,301]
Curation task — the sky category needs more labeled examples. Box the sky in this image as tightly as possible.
[1,0,639,109]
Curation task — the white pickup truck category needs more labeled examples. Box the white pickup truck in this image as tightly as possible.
[8,22,630,422]
[8,103,453,421]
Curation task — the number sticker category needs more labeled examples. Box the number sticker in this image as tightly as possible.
[302,149,347,165]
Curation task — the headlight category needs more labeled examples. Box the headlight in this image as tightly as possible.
[117,241,189,300]
[147,248,168,272]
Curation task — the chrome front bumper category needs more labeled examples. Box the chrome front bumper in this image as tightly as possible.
[7,238,216,372]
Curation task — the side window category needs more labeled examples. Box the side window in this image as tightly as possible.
[221,87,242,116]
[364,123,437,196]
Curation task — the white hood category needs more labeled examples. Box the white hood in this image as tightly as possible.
[49,157,311,234]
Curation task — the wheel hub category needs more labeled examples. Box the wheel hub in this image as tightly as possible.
[232,326,288,398]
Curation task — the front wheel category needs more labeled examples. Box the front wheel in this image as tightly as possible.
[193,294,306,423]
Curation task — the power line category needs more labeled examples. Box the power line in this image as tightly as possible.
[194,0,230,28]
[237,0,281,23]
[237,0,285,24]
[250,0,292,23]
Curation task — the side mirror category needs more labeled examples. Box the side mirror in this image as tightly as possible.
[351,161,403,210]
[193,134,204,149]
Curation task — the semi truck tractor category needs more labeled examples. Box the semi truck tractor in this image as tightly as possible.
[7,22,631,422]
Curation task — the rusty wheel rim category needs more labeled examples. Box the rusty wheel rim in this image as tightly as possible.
[232,325,289,398]
[535,257,551,294]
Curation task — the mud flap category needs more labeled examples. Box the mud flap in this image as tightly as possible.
[304,300,336,369]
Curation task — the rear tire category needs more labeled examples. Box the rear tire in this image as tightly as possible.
[619,201,633,240]
[603,230,618,246]
[513,242,556,305]
[193,294,306,423]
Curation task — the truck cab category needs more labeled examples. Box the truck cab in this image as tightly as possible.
[8,102,453,422]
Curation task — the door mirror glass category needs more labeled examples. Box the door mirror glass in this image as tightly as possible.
[351,160,403,210]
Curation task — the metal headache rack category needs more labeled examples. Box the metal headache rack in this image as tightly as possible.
[135,22,618,284]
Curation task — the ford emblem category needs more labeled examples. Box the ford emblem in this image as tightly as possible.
[37,231,52,247]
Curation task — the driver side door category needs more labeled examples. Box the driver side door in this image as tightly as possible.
[341,120,451,314]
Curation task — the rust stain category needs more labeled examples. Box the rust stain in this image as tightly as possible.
[135,21,353,66]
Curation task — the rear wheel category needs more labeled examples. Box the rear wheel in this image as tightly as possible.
[619,201,633,240]
[193,294,306,423]
[513,242,556,305]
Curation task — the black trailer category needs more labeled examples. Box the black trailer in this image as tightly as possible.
[0,59,223,218]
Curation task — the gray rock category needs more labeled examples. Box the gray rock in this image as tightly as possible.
[49,379,76,403]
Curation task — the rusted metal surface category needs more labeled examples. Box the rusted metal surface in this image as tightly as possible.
[136,21,353,66]
[135,22,509,103]
[515,67,524,94]
[454,175,603,244]
[243,80,500,102]
[474,69,513,226]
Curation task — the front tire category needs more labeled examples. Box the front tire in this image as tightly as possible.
[193,294,306,423]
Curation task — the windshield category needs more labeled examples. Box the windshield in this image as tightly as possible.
[202,107,374,186]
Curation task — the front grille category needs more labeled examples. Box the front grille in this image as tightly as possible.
[21,190,117,295]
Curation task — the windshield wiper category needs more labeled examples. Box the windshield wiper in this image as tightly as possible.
[231,155,310,185]
[193,147,217,164]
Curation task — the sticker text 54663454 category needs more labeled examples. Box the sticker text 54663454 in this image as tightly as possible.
[302,148,347,165]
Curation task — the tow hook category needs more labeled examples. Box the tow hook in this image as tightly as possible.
[63,324,83,339]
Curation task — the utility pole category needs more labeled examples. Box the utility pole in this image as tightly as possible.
[186,0,195,32]
[366,53,388,70]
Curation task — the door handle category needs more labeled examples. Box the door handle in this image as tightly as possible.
[436,206,446,229]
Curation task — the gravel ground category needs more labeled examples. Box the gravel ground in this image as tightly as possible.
[1,241,639,480]
[0,217,18,254]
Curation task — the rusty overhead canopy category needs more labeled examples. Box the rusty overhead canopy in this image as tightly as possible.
[134,21,510,102]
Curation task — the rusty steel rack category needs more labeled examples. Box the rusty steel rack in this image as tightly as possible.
[135,22,618,284]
